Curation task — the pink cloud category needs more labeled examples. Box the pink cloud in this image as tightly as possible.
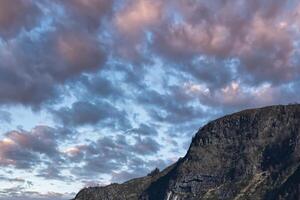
[185,81,280,109]
[152,0,299,84]
[0,0,41,38]
[115,0,163,37]
[0,126,62,169]
[56,31,105,74]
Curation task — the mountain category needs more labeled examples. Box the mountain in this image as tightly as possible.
[73,104,300,200]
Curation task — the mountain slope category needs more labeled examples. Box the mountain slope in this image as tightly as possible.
[74,104,300,200]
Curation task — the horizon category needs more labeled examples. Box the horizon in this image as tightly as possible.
[1,0,300,199]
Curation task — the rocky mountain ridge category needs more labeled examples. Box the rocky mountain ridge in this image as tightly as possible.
[74,104,300,200]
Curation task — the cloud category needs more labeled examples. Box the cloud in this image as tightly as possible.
[0,0,297,108]
[153,22,231,61]
[0,136,39,169]
[80,74,124,98]
[0,0,41,39]
[152,0,299,84]
[0,190,70,200]
[61,0,114,30]
[0,110,11,123]
[0,176,26,184]
[0,25,106,107]
[183,57,235,90]
[36,165,66,180]
[0,126,70,169]
[69,134,161,179]
[129,123,159,136]
[56,30,106,76]
[132,136,161,155]
[110,157,171,183]
[184,80,300,112]
[111,0,163,62]
[0,0,299,108]
[1,0,300,197]
[137,88,205,123]
[115,0,162,37]
[237,15,295,85]
[52,101,130,129]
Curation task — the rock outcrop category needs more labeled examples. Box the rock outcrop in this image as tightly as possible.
[74,104,300,200]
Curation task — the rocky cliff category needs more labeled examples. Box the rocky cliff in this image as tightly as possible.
[74,104,300,200]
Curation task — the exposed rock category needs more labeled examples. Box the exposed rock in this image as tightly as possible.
[147,168,160,177]
[74,104,300,200]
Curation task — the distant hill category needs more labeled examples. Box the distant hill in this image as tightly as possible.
[74,104,300,200]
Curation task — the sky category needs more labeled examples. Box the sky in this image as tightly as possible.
[0,0,300,199]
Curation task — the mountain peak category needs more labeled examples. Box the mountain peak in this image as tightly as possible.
[74,104,300,200]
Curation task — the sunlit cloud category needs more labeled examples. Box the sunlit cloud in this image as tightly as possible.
[1,0,300,199]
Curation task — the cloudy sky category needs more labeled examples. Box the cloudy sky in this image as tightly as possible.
[0,0,300,199]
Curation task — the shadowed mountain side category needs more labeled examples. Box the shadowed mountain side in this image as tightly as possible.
[74,104,300,200]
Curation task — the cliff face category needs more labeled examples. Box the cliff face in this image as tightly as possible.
[74,104,300,200]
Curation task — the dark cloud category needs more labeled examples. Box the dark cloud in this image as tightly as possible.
[0,25,106,107]
[0,0,299,108]
[79,75,123,98]
[0,0,114,107]
[129,123,159,136]
[0,0,41,39]
[53,101,109,127]
[185,57,236,90]
[52,101,131,130]
[61,0,114,31]
[69,134,161,179]
[132,136,161,155]
[0,136,39,169]
[137,88,205,124]
[0,126,70,169]
[36,165,66,180]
